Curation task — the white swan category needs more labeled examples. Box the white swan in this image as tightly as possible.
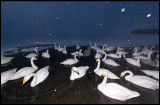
[132,47,143,57]
[58,44,63,52]
[42,50,50,58]
[70,66,89,80]
[83,46,91,56]
[116,47,128,55]
[133,51,154,60]
[120,70,159,90]
[102,52,120,66]
[141,59,159,68]
[54,43,58,50]
[98,71,140,101]
[94,59,119,79]
[25,47,38,59]
[95,51,102,59]
[76,44,80,49]
[1,68,17,85]
[1,56,14,65]
[60,52,79,65]
[107,53,122,59]
[89,42,95,49]
[124,55,141,67]
[141,46,155,56]
[103,44,115,52]
[62,45,67,54]
[10,57,38,80]
[71,49,83,56]
[22,66,49,87]
[140,70,159,79]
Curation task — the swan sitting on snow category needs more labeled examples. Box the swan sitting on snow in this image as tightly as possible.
[120,70,159,90]
[70,66,89,80]
[60,52,79,65]
[98,71,140,101]
[22,66,49,87]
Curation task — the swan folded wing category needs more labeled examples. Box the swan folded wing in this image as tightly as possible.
[141,70,159,79]
[61,59,77,65]
[36,67,49,85]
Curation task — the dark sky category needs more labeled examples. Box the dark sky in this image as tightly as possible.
[1,1,159,50]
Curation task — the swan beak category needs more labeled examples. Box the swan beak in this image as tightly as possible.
[102,73,105,77]
[76,70,79,75]
[34,58,37,60]
[96,59,98,62]
[102,52,104,54]
[120,75,123,78]
[22,80,26,85]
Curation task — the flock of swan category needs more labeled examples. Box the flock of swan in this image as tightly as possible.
[1,42,159,102]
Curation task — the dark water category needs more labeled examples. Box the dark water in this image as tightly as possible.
[1,45,159,104]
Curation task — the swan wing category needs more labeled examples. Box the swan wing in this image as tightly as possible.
[141,70,159,79]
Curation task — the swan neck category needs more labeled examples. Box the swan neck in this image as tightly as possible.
[150,46,154,51]
[30,73,37,87]
[101,75,108,86]
[74,54,77,61]
[125,71,134,79]
[103,53,107,60]
[35,47,38,54]
[147,51,153,59]
[31,59,38,70]
[96,60,100,70]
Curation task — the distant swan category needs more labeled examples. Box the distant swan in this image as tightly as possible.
[60,52,79,65]
[62,45,67,54]
[42,50,50,58]
[120,70,159,90]
[124,55,141,67]
[70,66,89,80]
[58,44,63,52]
[140,70,159,80]
[1,56,14,65]
[76,44,80,49]
[98,71,140,101]
[95,51,102,59]
[22,66,49,87]
[10,57,38,80]
[25,47,38,58]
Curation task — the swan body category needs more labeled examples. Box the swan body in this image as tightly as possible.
[94,59,119,79]
[98,71,140,101]
[83,46,91,56]
[76,44,80,49]
[140,70,159,79]
[70,66,89,80]
[42,50,50,58]
[22,66,49,87]
[60,52,79,65]
[102,52,120,66]
[1,68,17,85]
[62,45,67,54]
[10,57,38,80]
[120,70,159,90]
[124,56,141,67]
[25,47,38,58]
[1,56,14,65]
[134,51,154,60]
[141,59,159,67]
[107,53,122,59]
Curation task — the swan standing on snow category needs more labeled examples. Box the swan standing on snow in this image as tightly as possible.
[94,59,119,79]
[1,68,17,85]
[42,50,50,58]
[62,45,67,54]
[22,66,49,87]
[1,56,14,65]
[120,70,159,90]
[98,71,140,101]
[10,57,38,80]
[95,51,102,59]
[60,52,79,65]
[76,44,80,49]
[140,70,159,80]
[102,52,120,66]
[70,66,89,80]
[25,47,38,58]
[124,55,141,67]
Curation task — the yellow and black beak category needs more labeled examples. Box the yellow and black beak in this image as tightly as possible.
[120,75,123,78]
[102,73,105,77]
[22,80,26,86]
[76,70,79,75]
[34,58,37,60]
[96,59,98,62]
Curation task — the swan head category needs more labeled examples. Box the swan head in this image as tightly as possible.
[120,70,131,78]
[46,50,49,53]
[101,52,106,54]
[22,74,32,86]
[31,57,37,61]
[72,67,79,75]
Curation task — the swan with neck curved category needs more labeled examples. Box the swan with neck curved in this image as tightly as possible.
[120,70,159,90]
[98,71,140,101]
[25,47,38,58]
[102,52,120,66]
[22,66,49,87]
[94,59,119,79]
[10,57,38,80]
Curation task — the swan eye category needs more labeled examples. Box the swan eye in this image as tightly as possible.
[23,80,26,84]
[102,73,105,77]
